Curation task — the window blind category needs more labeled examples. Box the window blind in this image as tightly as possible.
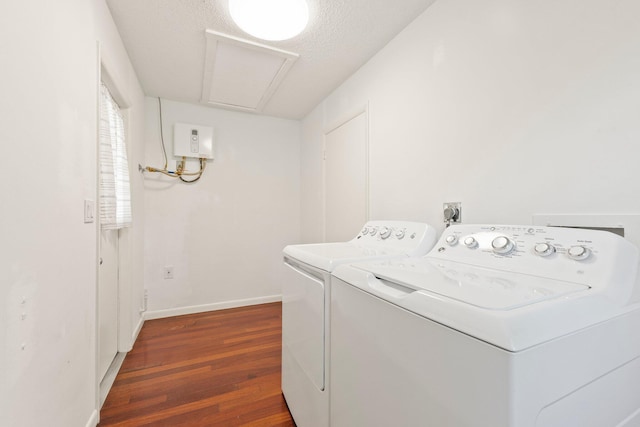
[99,83,132,229]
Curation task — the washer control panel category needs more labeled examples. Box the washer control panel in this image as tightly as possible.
[436,225,602,260]
[354,220,438,256]
[429,224,639,292]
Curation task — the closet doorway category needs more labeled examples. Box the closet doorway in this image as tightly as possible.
[97,77,132,390]
[323,109,369,242]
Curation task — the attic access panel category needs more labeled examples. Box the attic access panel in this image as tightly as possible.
[201,30,299,113]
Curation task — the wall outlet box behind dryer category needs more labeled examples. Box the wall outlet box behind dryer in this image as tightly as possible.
[174,123,214,159]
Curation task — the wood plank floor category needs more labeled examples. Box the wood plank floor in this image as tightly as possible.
[99,302,296,426]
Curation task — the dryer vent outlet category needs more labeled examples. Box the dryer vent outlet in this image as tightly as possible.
[443,202,462,227]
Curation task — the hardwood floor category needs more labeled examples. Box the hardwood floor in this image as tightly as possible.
[98,302,296,426]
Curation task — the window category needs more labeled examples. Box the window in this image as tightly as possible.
[99,83,132,229]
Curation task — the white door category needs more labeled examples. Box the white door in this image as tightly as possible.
[324,112,368,242]
[98,229,119,382]
[98,78,131,385]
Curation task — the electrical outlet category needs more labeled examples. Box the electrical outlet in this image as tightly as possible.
[163,266,174,279]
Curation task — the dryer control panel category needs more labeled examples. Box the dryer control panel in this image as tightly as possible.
[353,221,437,257]
[430,224,639,297]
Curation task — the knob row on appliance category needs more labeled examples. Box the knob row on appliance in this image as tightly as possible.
[444,234,592,260]
[362,226,406,240]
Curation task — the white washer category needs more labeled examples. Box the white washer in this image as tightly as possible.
[330,224,640,427]
[282,221,437,427]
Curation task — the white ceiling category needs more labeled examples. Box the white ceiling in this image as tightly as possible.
[106,0,437,119]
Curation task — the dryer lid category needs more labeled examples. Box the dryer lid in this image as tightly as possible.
[283,220,438,271]
[284,242,405,272]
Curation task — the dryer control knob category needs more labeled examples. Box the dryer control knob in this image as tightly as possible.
[534,243,556,257]
[491,236,515,254]
[463,236,478,249]
[568,245,591,261]
[445,235,458,246]
[380,226,392,239]
[395,229,406,240]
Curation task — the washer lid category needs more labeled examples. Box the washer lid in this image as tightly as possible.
[283,242,405,272]
[338,258,630,352]
[358,258,590,310]
[335,259,627,352]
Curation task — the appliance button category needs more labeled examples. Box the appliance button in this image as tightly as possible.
[463,236,478,249]
[445,235,458,246]
[568,245,591,261]
[491,236,515,255]
[534,243,556,257]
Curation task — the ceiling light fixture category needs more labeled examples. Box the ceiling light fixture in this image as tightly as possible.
[228,0,309,41]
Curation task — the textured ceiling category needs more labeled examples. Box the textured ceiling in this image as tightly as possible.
[106,0,437,119]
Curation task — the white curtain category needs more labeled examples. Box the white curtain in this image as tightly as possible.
[99,83,132,229]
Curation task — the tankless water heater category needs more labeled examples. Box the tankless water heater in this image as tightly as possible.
[173,122,215,159]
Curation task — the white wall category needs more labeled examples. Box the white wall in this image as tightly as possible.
[300,106,326,243]
[144,99,301,316]
[0,1,145,426]
[301,0,640,242]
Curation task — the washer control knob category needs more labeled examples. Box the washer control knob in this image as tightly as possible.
[463,236,478,249]
[445,235,458,246]
[395,229,406,240]
[568,245,591,261]
[534,242,556,257]
[362,227,369,235]
[491,236,515,254]
[369,227,378,236]
[380,226,392,239]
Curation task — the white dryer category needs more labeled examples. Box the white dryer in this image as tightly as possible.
[281,221,437,427]
[330,224,640,427]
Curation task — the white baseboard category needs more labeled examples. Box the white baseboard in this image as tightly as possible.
[85,409,99,427]
[142,295,282,321]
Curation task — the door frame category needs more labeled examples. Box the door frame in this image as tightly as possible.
[95,43,136,408]
[322,103,370,242]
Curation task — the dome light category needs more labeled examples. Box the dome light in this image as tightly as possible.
[229,0,309,41]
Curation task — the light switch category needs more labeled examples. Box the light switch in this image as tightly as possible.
[84,199,95,223]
